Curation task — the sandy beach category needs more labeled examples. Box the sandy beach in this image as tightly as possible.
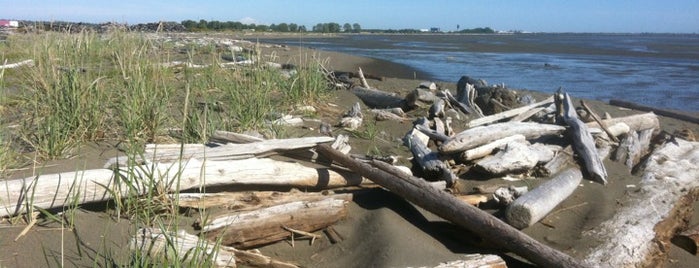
[1,33,698,267]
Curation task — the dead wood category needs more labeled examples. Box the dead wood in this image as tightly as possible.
[316,144,586,268]
[0,59,34,69]
[586,112,659,133]
[580,100,619,142]
[132,227,298,268]
[454,83,485,117]
[210,130,265,144]
[440,122,566,154]
[506,168,583,229]
[432,254,507,268]
[461,134,526,161]
[539,146,575,177]
[474,141,538,176]
[584,139,699,267]
[560,93,608,184]
[340,102,363,130]
[175,191,352,210]
[444,89,483,117]
[468,96,555,128]
[673,223,699,255]
[405,127,457,185]
[610,99,699,124]
[200,196,349,249]
[350,86,405,109]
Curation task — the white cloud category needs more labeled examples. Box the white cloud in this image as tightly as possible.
[238,17,258,24]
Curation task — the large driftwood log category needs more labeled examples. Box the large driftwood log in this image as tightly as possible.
[586,112,659,132]
[132,228,298,268]
[350,86,405,109]
[452,83,484,117]
[175,191,351,210]
[560,93,608,184]
[0,158,366,218]
[610,99,699,124]
[201,195,350,249]
[440,122,566,154]
[405,128,457,185]
[210,130,265,144]
[505,168,583,229]
[144,136,334,162]
[432,254,507,268]
[467,96,555,128]
[461,134,526,161]
[316,144,586,268]
[584,138,699,267]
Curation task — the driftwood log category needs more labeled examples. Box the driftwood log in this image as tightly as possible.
[467,96,554,128]
[673,223,699,255]
[432,254,506,268]
[350,86,405,109]
[0,59,34,69]
[505,168,583,229]
[610,99,699,124]
[560,93,608,184]
[132,228,298,268]
[440,122,566,154]
[405,127,457,185]
[586,112,659,132]
[474,141,538,175]
[584,138,699,267]
[316,144,585,268]
[340,102,363,130]
[461,135,526,161]
[200,194,351,249]
[0,158,366,218]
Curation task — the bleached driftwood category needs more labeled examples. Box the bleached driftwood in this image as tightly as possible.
[475,141,538,175]
[370,108,406,121]
[539,146,574,177]
[350,86,405,109]
[132,228,298,268]
[580,100,619,142]
[440,122,566,154]
[144,136,334,162]
[610,99,699,124]
[461,134,526,161]
[405,88,437,108]
[316,144,585,268]
[506,168,583,229]
[0,158,366,218]
[210,130,265,144]
[414,123,450,143]
[357,67,370,88]
[454,82,484,117]
[175,191,351,210]
[444,89,482,117]
[586,112,659,133]
[431,254,507,268]
[584,139,699,267]
[201,196,350,249]
[405,127,457,185]
[429,97,446,119]
[340,102,363,130]
[560,93,607,184]
[467,96,555,128]
[0,59,34,69]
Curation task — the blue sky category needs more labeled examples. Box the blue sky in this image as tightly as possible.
[1,0,698,33]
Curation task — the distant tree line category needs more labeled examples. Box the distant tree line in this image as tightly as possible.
[457,27,495,34]
[181,19,361,33]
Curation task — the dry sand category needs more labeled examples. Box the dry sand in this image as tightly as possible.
[1,35,698,267]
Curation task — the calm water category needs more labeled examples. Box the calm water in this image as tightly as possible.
[257,34,699,112]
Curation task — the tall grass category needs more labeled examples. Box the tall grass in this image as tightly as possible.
[0,29,333,266]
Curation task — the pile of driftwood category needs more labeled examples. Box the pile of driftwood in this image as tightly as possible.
[1,68,698,267]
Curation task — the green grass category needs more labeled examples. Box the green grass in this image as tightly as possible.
[0,29,333,266]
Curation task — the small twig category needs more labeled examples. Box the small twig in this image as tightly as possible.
[282,225,322,245]
[14,212,39,241]
[357,67,370,88]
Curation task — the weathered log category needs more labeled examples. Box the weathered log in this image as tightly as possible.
[0,59,34,69]
[432,254,507,268]
[405,128,456,185]
[415,123,450,143]
[461,134,526,161]
[475,141,538,176]
[610,99,699,124]
[340,102,363,130]
[132,227,298,268]
[673,223,699,255]
[316,144,586,268]
[201,196,350,249]
[440,122,566,154]
[175,191,351,210]
[444,89,483,117]
[560,93,607,184]
[210,130,265,144]
[586,112,659,132]
[405,88,437,108]
[0,158,366,218]
[584,139,699,267]
[350,86,405,109]
[429,97,446,119]
[370,108,406,121]
[454,83,485,117]
[357,67,371,88]
[539,146,574,177]
[467,96,555,128]
[368,156,448,191]
[505,168,583,229]
[144,136,335,162]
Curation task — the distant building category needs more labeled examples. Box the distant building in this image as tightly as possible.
[430,27,441,33]
[0,19,19,28]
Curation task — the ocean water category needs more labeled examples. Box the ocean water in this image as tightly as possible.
[256,34,699,112]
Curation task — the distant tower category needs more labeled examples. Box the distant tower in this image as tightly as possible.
[457,24,460,31]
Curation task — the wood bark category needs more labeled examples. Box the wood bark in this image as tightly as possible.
[200,196,350,249]
[673,223,699,255]
[316,144,586,268]
[350,86,405,109]
[132,227,298,268]
[143,136,334,162]
[560,93,608,184]
[505,168,583,229]
[584,139,699,267]
[440,122,566,154]
[610,99,699,124]
[467,96,555,128]
[0,158,366,218]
